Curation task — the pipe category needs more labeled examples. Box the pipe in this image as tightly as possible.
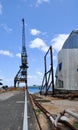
[49,115,55,124]
[54,109,78,127]
[65,109,78,120]
[55,113,63,127]
[54,110,65,127]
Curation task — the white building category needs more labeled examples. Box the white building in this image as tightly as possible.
[55,30,78,91]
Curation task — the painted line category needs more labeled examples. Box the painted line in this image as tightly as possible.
[23,90,28,130]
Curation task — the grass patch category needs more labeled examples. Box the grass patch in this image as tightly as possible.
[73,121,78,129]
[35,108,41,113]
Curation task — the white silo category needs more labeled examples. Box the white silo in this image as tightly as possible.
[55,30,78,92]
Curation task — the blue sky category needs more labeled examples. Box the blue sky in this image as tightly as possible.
[0,0,78,86]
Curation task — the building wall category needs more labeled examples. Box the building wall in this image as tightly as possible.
[56,49,78,90]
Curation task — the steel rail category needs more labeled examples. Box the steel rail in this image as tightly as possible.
[32,95,55,124]
[27,91,42,130]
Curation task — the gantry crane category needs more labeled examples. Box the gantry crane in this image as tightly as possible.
[14,19,28,88]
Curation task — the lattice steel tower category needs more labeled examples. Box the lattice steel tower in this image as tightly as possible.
[14,19,28,88]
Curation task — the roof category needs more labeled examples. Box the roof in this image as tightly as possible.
[62,30,78,49]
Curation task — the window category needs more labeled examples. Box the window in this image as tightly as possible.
[58,80,63,88]
[59,63,62,71]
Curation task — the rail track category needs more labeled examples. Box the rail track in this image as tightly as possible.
[27,91,78,130]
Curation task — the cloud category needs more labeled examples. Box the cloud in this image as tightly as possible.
[16,53,21,58]
[30,37,49,52]
[28,75,37,79]
[36,0,50,7]
[2,77,14,86]
[5,78,13,83]
[30,29,41,36]
[51,34,69,52]
[0,3,2,15]
[28,74,42,86]
[0,24,13,33]
[53,55,57,61]
[36,71,43,77]
[0,50,13,57]
[0,71,3,81]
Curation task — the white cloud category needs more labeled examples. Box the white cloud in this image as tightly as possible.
[28,74,42,86]
[30,29,41,36]
[0,71,3,81]
[36,71,43,76]
[36,0,50,7]
[5,78,13,83]
[0,50,13,57]
[0,24,13,33]
[53,55,57,60]
[28,75,37,79]
[16,53,21,58]
[28,74,37,85]
[0,3,2,15]
[51,34,69,52]
[30,37,49,52]
[2,77,14,86]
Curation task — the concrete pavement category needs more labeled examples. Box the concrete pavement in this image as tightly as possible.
[0,91,24,130]
[0,90,39,130]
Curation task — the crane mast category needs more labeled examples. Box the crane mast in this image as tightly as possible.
[21,19,27,66]
[14,19,28,88]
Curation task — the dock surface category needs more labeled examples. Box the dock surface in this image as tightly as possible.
[0,91,24,130]
[0,90,39,130]
[0,90,78,130]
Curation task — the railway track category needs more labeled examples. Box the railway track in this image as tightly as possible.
[27,92,78,130]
